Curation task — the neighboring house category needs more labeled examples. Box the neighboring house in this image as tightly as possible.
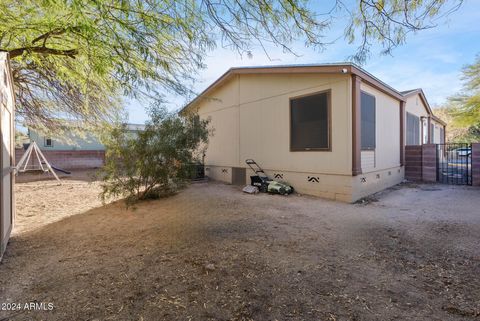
[28,128,105,151]
[403,89,446,146]
[27,123,146,151]
[18,123,145,170]
[182,63,446,202]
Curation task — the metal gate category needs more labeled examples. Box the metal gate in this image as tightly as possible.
[436,143,472,185]
[0,53,14,261]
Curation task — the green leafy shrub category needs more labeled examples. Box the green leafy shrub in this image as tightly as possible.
[99,106,210,206]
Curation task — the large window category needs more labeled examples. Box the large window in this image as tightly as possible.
[361,92,376,150]
[406,112,420,145]
[290,91,330,151]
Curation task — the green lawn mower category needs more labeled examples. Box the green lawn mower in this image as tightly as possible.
[246,159,294,195]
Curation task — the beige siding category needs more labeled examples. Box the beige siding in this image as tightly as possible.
[193,71,405,202]
[360,83,400,173]
[404,93,444,145]
[405,94,429,119]
[405,94,428,144]
[204,106,240,167]
[197,73,352,175]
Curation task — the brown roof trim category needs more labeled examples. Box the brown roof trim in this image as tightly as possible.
[431,115,447,127]
[401,88,422,97]
[402,88,447,126]
[181,63,406,113]
[402,88,433,114]
[349,65,405,101]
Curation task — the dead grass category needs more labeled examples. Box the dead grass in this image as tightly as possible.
[1,177,479,321]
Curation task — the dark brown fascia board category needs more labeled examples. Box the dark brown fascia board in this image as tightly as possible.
[431,115,447,127]
[403,88,433,115]
[349,65,405,101]
[401,88,421,97]
[180,63,406,114]
[403,89,447,127]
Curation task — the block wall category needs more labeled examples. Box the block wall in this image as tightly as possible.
[421,144,437,182]
[473,143,480,186]
[15,149,105,170]
[405,145,422,181]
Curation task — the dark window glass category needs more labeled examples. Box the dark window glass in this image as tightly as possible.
[406,112,420,145]
[290,92,330,150]
[45,138,53,147]
[440,127,445,144]
[430,124,435,143]
[361,92,376,150]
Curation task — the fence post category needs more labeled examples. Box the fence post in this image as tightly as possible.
[422,144,437,182]
[472,143,480,186]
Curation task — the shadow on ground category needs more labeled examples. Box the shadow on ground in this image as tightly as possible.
[1,182,479,321]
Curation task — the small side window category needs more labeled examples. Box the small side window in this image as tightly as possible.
[361,92,376,150]
[406,112,420,145]
[44,138,53,147]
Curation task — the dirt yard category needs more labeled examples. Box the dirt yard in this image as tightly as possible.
[1,176,479,321]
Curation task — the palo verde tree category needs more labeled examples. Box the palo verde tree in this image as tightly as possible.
[437,54,480,142]
[0,0,464,131]
[450,54,480,127]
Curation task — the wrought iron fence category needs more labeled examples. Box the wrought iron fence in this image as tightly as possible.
[436,143,472,185]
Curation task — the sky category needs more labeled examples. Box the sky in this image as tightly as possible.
[125,0,480,124]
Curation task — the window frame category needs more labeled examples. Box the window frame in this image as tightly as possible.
[44,137,53,148]
[360,91,376,151]
[289,89,332,152]
[430,123,435,143]
[406,112,420,146]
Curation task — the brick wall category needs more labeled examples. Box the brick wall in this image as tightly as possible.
[473,143,480,186]
[405,145,422,181]
[15,149,105,170]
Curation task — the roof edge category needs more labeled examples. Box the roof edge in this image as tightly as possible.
[180,63,406,114]
[403,88,447,126]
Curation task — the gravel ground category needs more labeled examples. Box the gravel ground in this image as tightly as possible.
[0,178,479,321]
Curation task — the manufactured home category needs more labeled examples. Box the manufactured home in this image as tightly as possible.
[183,63,446,202]
[403,88,446,145]
[0,53,15,260]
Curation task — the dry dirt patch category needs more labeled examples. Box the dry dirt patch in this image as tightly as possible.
[0,180,479,321]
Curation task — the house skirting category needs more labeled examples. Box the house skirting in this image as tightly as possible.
[15,149,105,170]
[205,164,404,203]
